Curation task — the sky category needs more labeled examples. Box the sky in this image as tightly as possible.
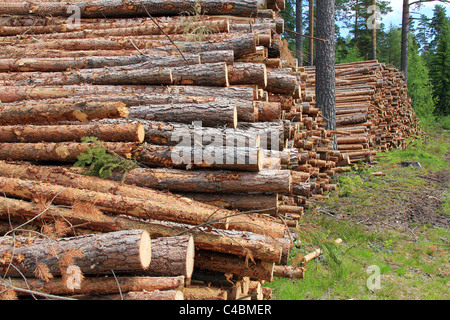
[339,0,450,36]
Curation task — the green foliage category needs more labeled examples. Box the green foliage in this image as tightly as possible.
[179,0,215,50]
[337,175,364,197]
[407,38,436,128]
[424,5,450,116]
[74,136,138,179]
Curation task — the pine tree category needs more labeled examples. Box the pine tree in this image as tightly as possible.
[424,5,450,116]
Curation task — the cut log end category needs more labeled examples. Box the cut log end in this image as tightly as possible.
[233,105,238,129]
[139,230,152,270]
[136,122,145,143]
[185,235,195,280]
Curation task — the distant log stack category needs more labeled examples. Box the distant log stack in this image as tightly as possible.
[0,0,423,300]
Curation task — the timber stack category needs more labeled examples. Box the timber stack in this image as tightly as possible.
[301,60,424,163]
[0,0,422,300]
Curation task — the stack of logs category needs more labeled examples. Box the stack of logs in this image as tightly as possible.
[301,60,424,163]
[0,0,422,300]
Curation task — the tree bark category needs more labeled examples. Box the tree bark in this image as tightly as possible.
[178,193,278,213]
[101,290,184,300]
[113,167,292,194]
[0,53,199,72]
[315,0,336,134]
[227,62,267,87]
[8,276,185,296]
[1,67,173,87]
[0,85,256,104]
[0,176,232,231]
[296,0,303,66]
[0,122,145,143]
[195,250,274,282]
[183,286,228,300]
[144,235,195,280]
[0,229,152,277]
[0,101,128,125]
[400,0,409,82]
[0,0,259,18]
[0,142,136,162]
[136,144,263,171]
[309,0,314,66]
[273,265,305,279]
[127,101,237,128]
[0,197,287,263]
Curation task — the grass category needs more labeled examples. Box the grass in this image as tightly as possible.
[267,128,449,300]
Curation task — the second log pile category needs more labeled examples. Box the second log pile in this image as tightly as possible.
[0,0,423,300]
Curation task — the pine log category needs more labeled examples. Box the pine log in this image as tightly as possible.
[0,66,174,86]
[0,0,259,18]
[266,70,298,95]
[136,144,263,171]
[183,286,228,300]
[2,34,257,59]
[254,101,282,121]
[195,250,274,282]
[171,62,229,86]
[0,122,145,143]
[0,174,287,239]
[0,53,199,72]
[0,176,231,231]
[8,276,185,296]
[273,265,305,279]
[227,62,267,87]
[177,193,278,213]
[0,197,287,263]
[0,85,257,103]
[135,120,260,147]
[100,290,184,300]
[0,101,128,125]
[0,229,151,277]
[127,102,237,127]
[0,142,136,162]
[145,235,195,280]
[112,167,292,194]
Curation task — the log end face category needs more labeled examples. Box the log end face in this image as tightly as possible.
[139,230,152,270]
[185,235,195,280]
[136,122,145,143]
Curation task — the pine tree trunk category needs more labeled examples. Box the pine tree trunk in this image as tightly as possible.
[400,0,409,82]
[296,0,303,66]
[315,0,336,134]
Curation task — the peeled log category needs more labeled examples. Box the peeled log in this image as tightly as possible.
[0,122,145,143]
[0,229,151,277]
[0,142,136,162]
[0,101,128,125]
[183,286,228,300]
